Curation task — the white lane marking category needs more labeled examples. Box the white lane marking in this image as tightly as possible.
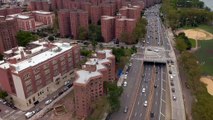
[155,101,157,105]
[156,92,158,96]
[160,112,165,117]
[135,112,137,116]
[138,101,140,105]
[162,88,166,91]
[161,99,166,103]
[140,113,142,117]
[145,94,146,97]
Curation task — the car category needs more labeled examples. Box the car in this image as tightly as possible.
[171,88,175,93]
[142,88,145,93]
[169,70,172,74]
[173,95,177,101]
[25,111,36,119]
[124,74,127,79]
[58,91,64,96]
[150,112,155,118]
[154,84,157,88]
[144,101,148,107]
[123,106,128,113]
[123,81,127,87]
[53,95,58,100]
[35,108,41,113]
[45,99,52,105]
[171,82,174,86]
[63,86,69,92]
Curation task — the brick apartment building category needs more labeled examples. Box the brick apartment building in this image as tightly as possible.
[115,15,137,42]
[74,49,115,119]
[30,0,50,11]
[119,4,141,21]
[7,10,55,32]
[70,9,88,39]
[0,7,22,16]
[58,9,89,38]
[101,16,115,42]
[0,40,80,110]
[58,9,71,37]
[0,18,18,54]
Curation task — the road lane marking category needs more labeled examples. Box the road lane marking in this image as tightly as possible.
[161,99,166,103]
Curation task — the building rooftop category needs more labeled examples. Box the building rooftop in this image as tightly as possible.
[33,11,52,15]
[75,49,113,84]
[0,41,75,72]
[75,70,102,84]
[102,15,115,20]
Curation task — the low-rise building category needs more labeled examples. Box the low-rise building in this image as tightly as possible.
[74,49,115,119]
[0,40,80,110]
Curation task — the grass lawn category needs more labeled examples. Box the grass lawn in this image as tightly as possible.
[182,25,213,34]
[195,40,213,75]
[189,38,196,48]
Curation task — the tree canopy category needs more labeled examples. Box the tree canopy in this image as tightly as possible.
[104,82,123,112]
[78,27,88,40]
[88,24,103,42]
[16,31,38,47]
[48,35,55,41]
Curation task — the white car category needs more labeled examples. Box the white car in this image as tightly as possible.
[123,81,127,87]
[142,88,145,93]
[45,99,52,105]
[124,74,127,79]
[144,101,148,107]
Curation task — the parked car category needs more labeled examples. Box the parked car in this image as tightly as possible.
[171,88,175,93]
[45,99,52,105]
[171,82,174,86]
[58,91,64,96]
[25,111,36,119]
[173,95,177,101]
[123,81,127,87]
[35,108,41,113]
[123,106,128,113]
[52,95,58,100]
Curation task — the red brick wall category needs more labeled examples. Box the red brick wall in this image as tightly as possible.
[90,5,101,24]
[58,9,71,37]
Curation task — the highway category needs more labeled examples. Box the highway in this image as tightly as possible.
[110,4,186,120]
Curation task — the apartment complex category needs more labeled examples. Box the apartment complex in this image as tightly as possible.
[58,9,89,38]
[74,49,115,119]
[101,4,140,42]
[7,10,55,31]
[30,0,50,11]
[0,40,80,110]
[0,18,18,54]
[0,7,22,16]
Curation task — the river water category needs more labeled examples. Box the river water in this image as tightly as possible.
[200,0,213,11]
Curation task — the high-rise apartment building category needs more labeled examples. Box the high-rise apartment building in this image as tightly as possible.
[101,16,115,42]
[74,49,115,119]
[0,18,18,54]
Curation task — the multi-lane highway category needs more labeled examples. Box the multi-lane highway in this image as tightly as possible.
[110,4,185,120]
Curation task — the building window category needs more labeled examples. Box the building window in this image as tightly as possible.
[23,73,31,80]
[33,67,40,74]
[29,99,31,104]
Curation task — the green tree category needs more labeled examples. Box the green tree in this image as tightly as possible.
[78,27,87,40]
[16,31,38,47]
[88,24,102,42]
[0,91,8,99]
[91,40,98,51]
[120,32,129,44]
[175,37,187,53]
[99,43,104,50]
[48,35,55,41]
[104,82,123,112]
[80,48,92,57]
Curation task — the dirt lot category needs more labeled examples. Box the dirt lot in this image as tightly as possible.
[40,91,77,120]
[200,76,213,96]
[176,28,213,40]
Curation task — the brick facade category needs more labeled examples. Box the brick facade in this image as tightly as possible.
[0,18,18,54]
[74,49,115,119]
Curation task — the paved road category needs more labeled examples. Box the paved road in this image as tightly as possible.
[110,59,143,120]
